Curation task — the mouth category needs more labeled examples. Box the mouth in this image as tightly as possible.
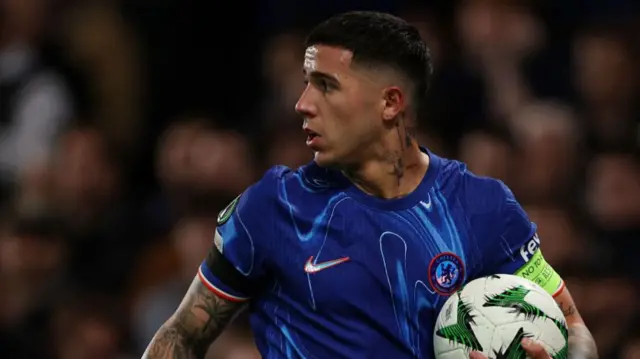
[304,128,321,148]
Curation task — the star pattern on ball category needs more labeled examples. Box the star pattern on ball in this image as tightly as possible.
[435,292,484,351]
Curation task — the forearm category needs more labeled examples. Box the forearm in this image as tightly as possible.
[568,323,598,359]
[556,291,598,359]
[142,321,201,359]
[141,276,243,359]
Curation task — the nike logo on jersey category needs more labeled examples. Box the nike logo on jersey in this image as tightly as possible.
[420,194,432,210]
[304,256,350,274]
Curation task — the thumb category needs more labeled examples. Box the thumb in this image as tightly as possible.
[521,338,550,359]
[469,351,487,359]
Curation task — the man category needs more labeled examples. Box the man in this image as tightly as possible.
[142,12,597,359]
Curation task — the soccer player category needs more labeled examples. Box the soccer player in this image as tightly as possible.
[142,12,597,359]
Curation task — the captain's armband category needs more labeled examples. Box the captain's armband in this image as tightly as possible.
[514,248,564,297]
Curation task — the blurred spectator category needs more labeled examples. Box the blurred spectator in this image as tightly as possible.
[50,295,132,359]
[131,213,215,351]
[458,131,510,181]
[0,1,638,358]
[47,127,143,295]
[131,213,258,359]
[585,152,640,278]
[258,32,307,134]
[509,101,580,204]
[566,276,637,358]
[61,1,142,156]
[206,323,261,359]
[266,126,312,169]
[573,23,640,153]
[623,339,640,359]
[49,128,121,229]
[523,205,590,271]
[0,214,67,358]
[151,119,256,230]
[586,153,640,229]
[456,0,544,120]
[0,0,73,200]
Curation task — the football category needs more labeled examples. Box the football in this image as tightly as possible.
[433,274,568,359]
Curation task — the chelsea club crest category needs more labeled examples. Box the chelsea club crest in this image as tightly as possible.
[428,252,465,295]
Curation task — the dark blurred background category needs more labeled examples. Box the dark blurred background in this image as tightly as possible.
[0,0,639,358]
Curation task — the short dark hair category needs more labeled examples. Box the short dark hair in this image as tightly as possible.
[305,11,433,114]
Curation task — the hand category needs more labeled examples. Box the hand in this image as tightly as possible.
[469,339,551,359]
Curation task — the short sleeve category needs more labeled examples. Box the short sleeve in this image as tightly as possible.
[481,181,537,273]
[477,181,564,296]
[198,167,282,302]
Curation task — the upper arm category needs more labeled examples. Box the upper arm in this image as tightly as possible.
[475,180,564,297]
[467,178,595,354]
[197,168,281,301]
[150,168,281,357]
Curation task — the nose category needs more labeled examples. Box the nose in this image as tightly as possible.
[295,86,317,118]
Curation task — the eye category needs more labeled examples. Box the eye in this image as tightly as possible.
[305,76,336,93]
[317,79,337,93]
[318,79,329,92]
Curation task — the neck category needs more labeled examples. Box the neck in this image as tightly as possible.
[342,125,429,199]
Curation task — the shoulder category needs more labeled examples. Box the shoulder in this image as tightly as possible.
[446,160,533,244]
[433,155,529,242]
[235,163,346,215]
[223,166,287,223]
[243,164,297,199]
[435,156,513,214]
[249,165,290,195]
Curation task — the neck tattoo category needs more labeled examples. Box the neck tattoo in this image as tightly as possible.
[389,120,414,185]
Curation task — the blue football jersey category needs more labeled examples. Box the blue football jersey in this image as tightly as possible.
[199,150,539,359]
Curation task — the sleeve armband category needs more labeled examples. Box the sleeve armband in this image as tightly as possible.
[514,249,565,297]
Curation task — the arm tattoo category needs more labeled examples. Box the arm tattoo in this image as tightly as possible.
[144,326,192,358]
[568,323,598,359]
[142,276,244,359]
[558,301,598,359]
[558,301,577,318]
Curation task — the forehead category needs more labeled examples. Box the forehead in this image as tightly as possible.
[303,45,354,74]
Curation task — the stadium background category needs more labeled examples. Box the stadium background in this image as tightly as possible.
[1,0,639,358]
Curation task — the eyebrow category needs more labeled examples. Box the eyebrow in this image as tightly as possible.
[303,69,340,83]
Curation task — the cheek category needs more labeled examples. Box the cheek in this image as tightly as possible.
[334,106,369,142]
[337,91,372,118]
[322,96,355,133]
[323,90,379,145]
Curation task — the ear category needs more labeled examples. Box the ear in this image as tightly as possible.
[381,87,405,122]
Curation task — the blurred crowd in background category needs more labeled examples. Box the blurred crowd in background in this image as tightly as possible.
[1,0,639,358]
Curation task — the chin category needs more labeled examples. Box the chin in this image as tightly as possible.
[312,151,339,168]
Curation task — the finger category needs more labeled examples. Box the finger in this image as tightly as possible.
[521,338,551,359]
[469,351,487,359]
